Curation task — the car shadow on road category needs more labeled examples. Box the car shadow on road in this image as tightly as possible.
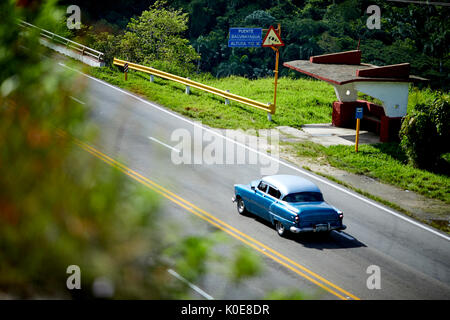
[250,216,366,250]
[289,231,366,250]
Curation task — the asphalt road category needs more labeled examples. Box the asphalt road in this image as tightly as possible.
[61,63,450,300]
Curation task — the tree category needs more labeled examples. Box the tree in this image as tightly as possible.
[118,0,199,72]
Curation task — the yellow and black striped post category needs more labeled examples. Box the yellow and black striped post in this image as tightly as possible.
[124,63,129,81]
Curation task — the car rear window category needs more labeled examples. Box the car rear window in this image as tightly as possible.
[283,192,323,203]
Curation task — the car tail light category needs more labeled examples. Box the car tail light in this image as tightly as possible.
[295,215,300,223]
[338,211,343,219]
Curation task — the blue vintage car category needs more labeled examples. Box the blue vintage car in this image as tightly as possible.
[232,175,346,236]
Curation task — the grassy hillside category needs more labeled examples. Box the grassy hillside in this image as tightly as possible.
[90,65,440,130]
[90,66,335,129]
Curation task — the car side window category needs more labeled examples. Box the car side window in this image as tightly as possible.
[267,186,281,199]
[257,181,268,192]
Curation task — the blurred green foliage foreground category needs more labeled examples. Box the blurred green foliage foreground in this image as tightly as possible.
[0,1,262,299]
[0,1,164,299]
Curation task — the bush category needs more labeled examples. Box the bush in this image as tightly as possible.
[118,1,199,69]
[400,94,450,170]
[88,31,121,65]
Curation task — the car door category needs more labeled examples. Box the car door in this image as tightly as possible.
[254,183,280,221]
[261,185,281,221]
[251,181,270,219]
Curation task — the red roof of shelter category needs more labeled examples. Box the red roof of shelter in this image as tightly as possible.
[284,50,424,85]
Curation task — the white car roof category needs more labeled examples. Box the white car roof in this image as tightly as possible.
[262,175,321,196]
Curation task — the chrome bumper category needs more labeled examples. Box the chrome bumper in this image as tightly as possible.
[290,224,346,233]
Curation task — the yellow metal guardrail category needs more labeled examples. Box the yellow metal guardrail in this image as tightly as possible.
[113,58,275,115]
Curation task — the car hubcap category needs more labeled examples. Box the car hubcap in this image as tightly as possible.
[277,222,284,234]
[238,200,244,213]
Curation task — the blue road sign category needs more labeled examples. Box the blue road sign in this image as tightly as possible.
[228,28,262,47]
[355,107,364,119]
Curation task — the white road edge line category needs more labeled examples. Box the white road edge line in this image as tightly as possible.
[167,269,214,300]
[58,62,450,242]
[148,136,181,153]
[69,95,86,105]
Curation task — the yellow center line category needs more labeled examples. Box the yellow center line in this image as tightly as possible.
[61,130,360,300]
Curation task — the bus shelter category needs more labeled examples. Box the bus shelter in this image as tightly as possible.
[284,50,424,142]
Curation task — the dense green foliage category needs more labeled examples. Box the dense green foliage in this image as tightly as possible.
[122,1,199,67]
[63,0,448,88]
[1,1,166,298]
[87,1,199,74]
[400,94,450,170]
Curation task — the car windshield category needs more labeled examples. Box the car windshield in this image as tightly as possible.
[283,192,323,203]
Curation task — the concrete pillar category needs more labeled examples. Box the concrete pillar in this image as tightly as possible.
[333,83,358,102]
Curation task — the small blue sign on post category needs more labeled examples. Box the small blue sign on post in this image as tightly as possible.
[355,107,364,119]
[228,28,262,47]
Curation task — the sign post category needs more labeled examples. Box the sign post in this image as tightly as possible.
[355,107,363,152]
[227,24,284,120]
[274,46,280,113]
[262,24,284,115]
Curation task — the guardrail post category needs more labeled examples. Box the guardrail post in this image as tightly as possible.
[267,103,272,121]
[185,78,191,95]
[225,90,230,105]
[150,74,154,83]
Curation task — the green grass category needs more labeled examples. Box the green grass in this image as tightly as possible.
[289,141,450,204]
[89,66,335,130]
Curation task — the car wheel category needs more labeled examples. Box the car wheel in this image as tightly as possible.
[237,197,247,215]
[275,221,286,237]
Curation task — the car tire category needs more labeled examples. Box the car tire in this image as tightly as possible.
[275,221,286,237]
[236,197,247,215]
